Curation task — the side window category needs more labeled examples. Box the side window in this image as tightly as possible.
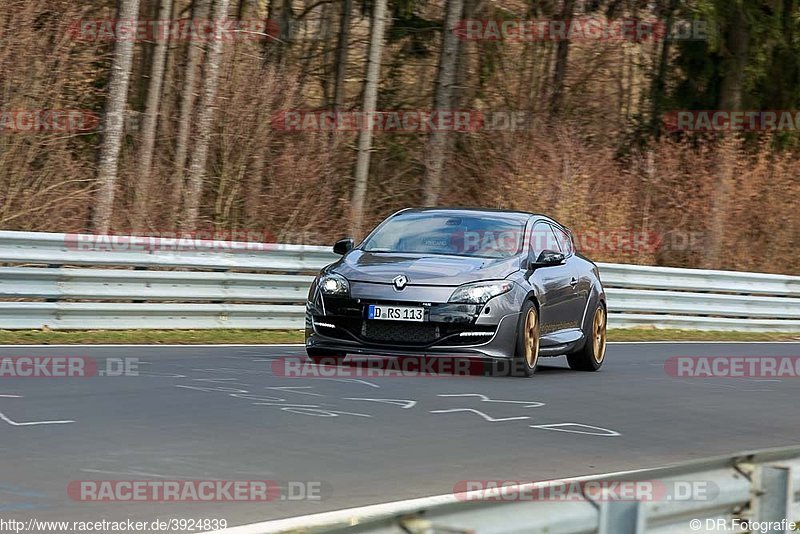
[530,222,561,260]
[552,225,573,256]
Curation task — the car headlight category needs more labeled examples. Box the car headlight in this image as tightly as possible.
[448,281,513,304]
[318,273,350,296]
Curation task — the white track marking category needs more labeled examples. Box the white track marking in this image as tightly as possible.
[280,407,371,418]
[193,378,244,383]
[344,398,417,409]
[317,378,380,388]
[437,393,545,408]
[430,408,529,422]
[137,371,187,378]
[229,393,286,402]
[175,384,249,394]
[529,423,621,437]
[264,386,323,397]
[251,402,321,408]
[192,367,253,375]
[0,394,21,398]
[80,468,176,478]
[0,411,74,426]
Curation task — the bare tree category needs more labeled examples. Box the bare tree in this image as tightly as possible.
[132,0,173,229]
[707,1,750,268]
[182,0,230,230]
[157,0,182,136]
[454,0,480,110]
[550,0,575,114]
[350,0,388,238]
[172,0,212,227]
[650,0,680,136]
[422,0,465,206]
[92,0,141,233]
[332,0,352,111]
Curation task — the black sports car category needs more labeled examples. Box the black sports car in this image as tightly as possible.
[305,208,607,377]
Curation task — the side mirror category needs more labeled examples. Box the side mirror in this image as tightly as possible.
[333,238,354,255]
[530,250,565,267]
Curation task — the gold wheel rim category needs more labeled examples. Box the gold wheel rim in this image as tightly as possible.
[593,307,607,363]
[524,307,540,369]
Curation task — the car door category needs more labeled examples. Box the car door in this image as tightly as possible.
[551,224,587,330]
[529,222,574,336]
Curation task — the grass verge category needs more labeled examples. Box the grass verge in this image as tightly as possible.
[0,329,797,345]
[607,329,800,342]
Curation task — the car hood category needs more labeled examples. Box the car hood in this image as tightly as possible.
[332,250,520,286]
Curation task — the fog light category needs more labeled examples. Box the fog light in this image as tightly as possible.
[459,331,494,337]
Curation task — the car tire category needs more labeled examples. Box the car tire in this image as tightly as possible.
[567,303,607,371]
[306,348,347,366]
[508,300,540,378]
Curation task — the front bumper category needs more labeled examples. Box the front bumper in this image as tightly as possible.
[305,292,521,360]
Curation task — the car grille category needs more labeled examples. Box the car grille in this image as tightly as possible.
[362,321,440,345]
[315,314,497,347]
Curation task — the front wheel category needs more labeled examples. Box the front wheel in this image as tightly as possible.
[509,300,540,377]
[306,348,347,366]
[567,303,607,371]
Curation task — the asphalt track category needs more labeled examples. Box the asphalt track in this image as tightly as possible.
[1,342,799,530]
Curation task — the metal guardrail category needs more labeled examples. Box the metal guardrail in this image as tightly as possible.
[215,446,800,534]
[0,230,799,331]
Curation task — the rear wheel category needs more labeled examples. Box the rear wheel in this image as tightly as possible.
[306,348,347,366]
[567,303,607,371]
[509,300,540,377]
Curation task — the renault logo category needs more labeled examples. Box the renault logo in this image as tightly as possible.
[393,275,408,290]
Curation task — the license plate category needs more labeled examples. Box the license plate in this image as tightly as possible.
[367,305,425,322]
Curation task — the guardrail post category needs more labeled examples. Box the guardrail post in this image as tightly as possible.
[752,465,793,533]
[598,500,645,534]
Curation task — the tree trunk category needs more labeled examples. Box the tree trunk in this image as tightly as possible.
[650,0,679,136]
[132,0,173,230]
[157,0,181,135]
[550,0,575,114]
[350,0,388,238]
[264,0,294,65]
[422,0,465,206]
[706,0,749,269]
[454,0,480,109]
[171,0,212,228]
[181,0,230,230]
[92,0,141,234]
[332,0,352,111]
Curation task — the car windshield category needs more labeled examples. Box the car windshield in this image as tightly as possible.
[361,212,525,258]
